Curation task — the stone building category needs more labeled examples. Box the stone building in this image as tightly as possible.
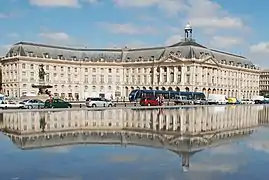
[259,69,269,96]
[0,24,260,100]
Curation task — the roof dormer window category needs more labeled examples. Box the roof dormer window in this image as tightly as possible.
[28,51,33,57]
[176,51,181,56]
[72,56,77,60]
[58,55,63,60]
[43,53,49,58]
[84,57,89,61]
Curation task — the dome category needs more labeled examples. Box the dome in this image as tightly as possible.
[185,23,192,30]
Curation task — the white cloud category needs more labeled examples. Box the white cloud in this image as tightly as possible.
[114,0,247,50]
[210,36,242,49]
[114,0,245,30]
[107,40,150,49]
[39,32,70,41]
[99,23,158,35]
[209,145,242,155]
[29,0,80,7]
[190,163,237,173]
[0,44,12,56]
[165,34,182,45]
[186,0,245,30]
[250,42,269,54]
[190,17,244,29]
[113,0,187,14]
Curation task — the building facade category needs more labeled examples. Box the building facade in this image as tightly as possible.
[0,25,260,100]
[259,69,269,96]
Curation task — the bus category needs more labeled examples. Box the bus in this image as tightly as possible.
[128,89,205,102]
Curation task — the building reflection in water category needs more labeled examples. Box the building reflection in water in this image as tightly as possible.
[1,105,269,172]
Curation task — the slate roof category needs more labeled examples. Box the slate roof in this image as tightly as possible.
[4,39,255,68]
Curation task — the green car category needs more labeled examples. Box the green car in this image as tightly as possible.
[44,98,72,108]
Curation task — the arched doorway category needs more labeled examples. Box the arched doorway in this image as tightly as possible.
[202,88,206,93]
[208,88,211,95]
[212,88,216,94]
[161,87,166,91]
[176,87,180,92]
[142,87,146,90]
[156,87,159,90]
[168,87,173,91]
[149,87,153,90]
[185,87,189,92]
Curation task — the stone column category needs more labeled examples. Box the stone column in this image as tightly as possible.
[181,66,186,85]
[159,67,163,84]
[173,66,177,84]
[167,66,170,84]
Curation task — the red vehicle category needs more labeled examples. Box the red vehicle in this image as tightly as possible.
[140,96,159,106]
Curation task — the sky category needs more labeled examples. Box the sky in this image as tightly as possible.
[0,0,269,67]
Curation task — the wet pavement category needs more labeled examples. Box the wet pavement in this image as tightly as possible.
[0,105,269,180]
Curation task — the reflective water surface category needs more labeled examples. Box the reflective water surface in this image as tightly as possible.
[1,105,269,180]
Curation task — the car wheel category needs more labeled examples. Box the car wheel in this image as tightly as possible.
[92,104,96,107]
[28,105,33,109]
[108,104,112,107]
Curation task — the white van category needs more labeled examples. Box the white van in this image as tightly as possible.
[207,94,227,105]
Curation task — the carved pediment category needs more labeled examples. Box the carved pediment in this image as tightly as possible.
[164,58,177,63]
[201,56,219,66]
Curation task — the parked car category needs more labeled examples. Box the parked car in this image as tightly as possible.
[227,97,238,104]
[193,99,208,105]
[241,99,255,104]
[44,98,72,108]
[174,95,193,105]
[19,99,44,109]
[0,100,24,109]
[85,97,115,107]
[140,96,159,106]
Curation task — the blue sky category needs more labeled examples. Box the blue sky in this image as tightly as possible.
[0,0,269,66]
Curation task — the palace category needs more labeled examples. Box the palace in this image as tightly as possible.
[0,24,260,100]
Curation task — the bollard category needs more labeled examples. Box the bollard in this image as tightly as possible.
[134,103,136,106]
[104,103,105,107]
[167,101,169,106]
[125,103,126,107]
[80,104,82,108]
